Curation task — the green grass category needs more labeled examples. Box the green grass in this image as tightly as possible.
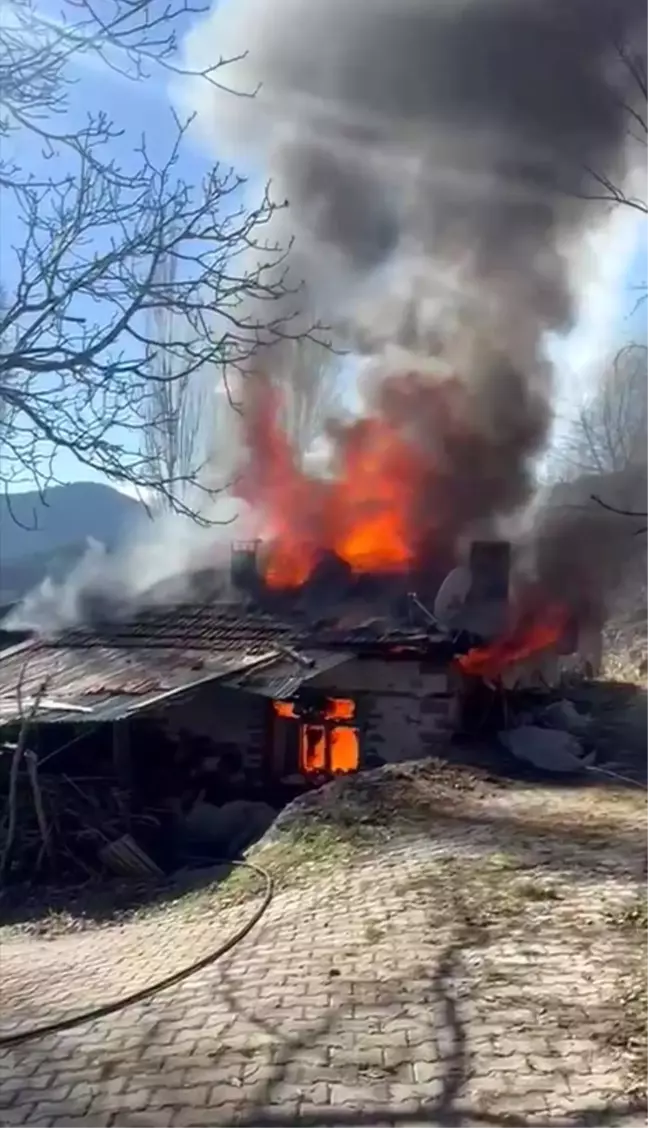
[211,822,376,910]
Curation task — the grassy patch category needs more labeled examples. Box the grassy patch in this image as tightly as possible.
[512,879,564,902]
[485,851,527,872]
[213,821,377,910]
[394,853,570,934]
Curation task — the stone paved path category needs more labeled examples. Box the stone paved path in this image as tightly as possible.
[0,786,645,1127]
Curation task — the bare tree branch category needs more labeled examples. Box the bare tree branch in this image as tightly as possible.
[0,0,305,517]
[273,339,343,469]
[591,495,647,518]
[556,345,648,480]
[0,671,48,882]
[591,493,648,534]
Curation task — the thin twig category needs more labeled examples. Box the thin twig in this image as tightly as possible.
[591,494,648,519]
[0,674,49,882]
[591,494,648,535]
[25,750,53,867]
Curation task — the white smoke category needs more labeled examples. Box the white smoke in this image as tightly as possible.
[9,0,646,634]
[3,485,256,635]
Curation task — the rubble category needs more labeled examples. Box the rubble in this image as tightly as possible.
[178,799,276,859]
[539,699,591,734]
[499,726,594,774]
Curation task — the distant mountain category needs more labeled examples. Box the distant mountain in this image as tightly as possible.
[0,483,143,602]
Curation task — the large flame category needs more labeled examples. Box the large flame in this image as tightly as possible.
[238,371,466,588]
[456,603,569,680]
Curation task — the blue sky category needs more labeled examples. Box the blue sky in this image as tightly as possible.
[4,1,647,495]
[0,0,217,495]
[624,231,648,340]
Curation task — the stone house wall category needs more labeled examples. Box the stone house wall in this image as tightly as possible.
[309,657,454,765]
[151,684,269,778]
[147,655,455,779]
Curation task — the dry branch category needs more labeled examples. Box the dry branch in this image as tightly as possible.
[25,750,53,869]
[591,494,648,535]
[0,0,314,518]
[0,675,48,882]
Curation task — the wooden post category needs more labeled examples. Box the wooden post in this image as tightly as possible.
[112,721,132,824]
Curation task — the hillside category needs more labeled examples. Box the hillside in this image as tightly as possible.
[0,483,142,602]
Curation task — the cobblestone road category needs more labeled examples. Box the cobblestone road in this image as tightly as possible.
[1,787,645,1127]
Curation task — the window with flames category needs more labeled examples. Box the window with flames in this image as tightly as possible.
[273,698,359,775]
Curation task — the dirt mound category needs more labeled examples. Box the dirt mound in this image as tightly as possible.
[267,757,508,839]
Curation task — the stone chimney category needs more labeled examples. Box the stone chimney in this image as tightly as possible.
[231,539,262,595]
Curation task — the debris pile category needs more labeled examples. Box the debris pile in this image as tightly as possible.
[495,694,594,773]
[499,726,593,774]
[268,758,508,840]
[0,750,164,887]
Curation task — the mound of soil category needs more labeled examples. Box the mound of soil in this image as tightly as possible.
[268,757,509,839]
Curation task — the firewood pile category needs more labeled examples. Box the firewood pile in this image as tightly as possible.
[0,675,169,889]
[0,745,163,888]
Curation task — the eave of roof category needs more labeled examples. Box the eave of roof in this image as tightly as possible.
[0,642,282,726]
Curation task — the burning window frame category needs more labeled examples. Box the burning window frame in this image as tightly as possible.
[272,696,360,777]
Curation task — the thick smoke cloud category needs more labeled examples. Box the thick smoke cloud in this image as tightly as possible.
[180,0,646,550]
[11,0,645,634]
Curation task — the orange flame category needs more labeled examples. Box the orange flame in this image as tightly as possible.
[272,698,359,773]
[324,698,355,720]
[238,372,465,588]
[273,700,296,718]
[456,603,569,680]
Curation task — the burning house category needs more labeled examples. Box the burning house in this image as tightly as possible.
[0,0,644,878]
[0,534,580,788]
[0,522,618,884]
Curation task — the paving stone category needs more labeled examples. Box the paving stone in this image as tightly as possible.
[50,1118,112,1127]
[121,1112,176,1126]
[0,811,642,1126]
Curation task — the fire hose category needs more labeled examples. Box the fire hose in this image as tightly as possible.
[0,858,273,1049]
[1,758,643,1050]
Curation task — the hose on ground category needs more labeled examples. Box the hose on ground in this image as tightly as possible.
[2,760,643,1050]
[0,858,273,1049]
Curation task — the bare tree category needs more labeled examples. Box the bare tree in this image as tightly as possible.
[273,339,342,468]
[141,248,212,508]
[0,0,297,515]
[560,344,647,479]
[530,344,646,669]
[581,34,647,215]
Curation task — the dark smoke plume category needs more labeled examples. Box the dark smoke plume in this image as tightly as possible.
[179,0,646,571]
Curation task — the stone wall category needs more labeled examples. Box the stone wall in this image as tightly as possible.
[309,657,454,765]
[151,685,268,777]
[149,656,456,778]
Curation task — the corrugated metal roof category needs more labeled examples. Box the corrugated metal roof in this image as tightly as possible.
[222,649,353,698]
[0,639,281,726]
